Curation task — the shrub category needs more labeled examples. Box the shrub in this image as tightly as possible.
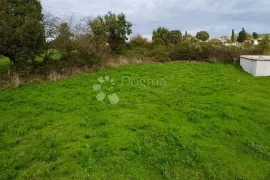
[255,36,270,55]
[169,40,201,60]
[208,39,223,45]
[152,27,170,44]
[196,31,210,41]
[123,35,150,58]
[150,45,169,63]
[129,35,150,48]
[53,23,76,59]
[151,38,166,48]
[75,35,111,66]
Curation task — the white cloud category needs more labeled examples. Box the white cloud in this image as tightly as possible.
[41,0,270,37]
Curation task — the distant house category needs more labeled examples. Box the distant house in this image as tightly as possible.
[218,35,231,44]
[210,35,237,46]
[253,38,262,45]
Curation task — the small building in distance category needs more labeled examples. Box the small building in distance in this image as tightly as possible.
[219,35,231,44]
[211,35,237,46]
[240,55,270,76]
[253,38,263,45]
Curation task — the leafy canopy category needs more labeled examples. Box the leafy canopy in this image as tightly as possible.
[253,32,259,39]
[237,28,247,43]
[53,23,75,57]
[90,12,132,54]
[168,30,182,45]
[152,27,170,44]
[0,0,45,64]
[153,27,182,45]
[196,31,210,41]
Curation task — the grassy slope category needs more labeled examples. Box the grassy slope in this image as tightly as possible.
[0,63,269,179]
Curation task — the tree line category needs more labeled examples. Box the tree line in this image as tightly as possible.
[0,0,270,75]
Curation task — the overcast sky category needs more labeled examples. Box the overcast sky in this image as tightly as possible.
[41,0,270,39]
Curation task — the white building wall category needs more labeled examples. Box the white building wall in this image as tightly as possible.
[240,58,257,76]
[253,40,259,45]
[255,61,270,76]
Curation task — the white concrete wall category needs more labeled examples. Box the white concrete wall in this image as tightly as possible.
[255,61,270,76]
[253,40,259,45]
[240,58,257,76]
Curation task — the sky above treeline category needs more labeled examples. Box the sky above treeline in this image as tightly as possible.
[41,0,270,39]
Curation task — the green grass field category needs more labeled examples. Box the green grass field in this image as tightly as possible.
[0,62,270,179]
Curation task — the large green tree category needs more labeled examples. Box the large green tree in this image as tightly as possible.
[0,0,45,64]
[53,23,74,58]
[152,27,170,44]
[153,27,182,45]
[196,31,210,41]
[90,12,132,54]
[231,29,235,42]
[237,28,247,43]
[168,30,182,45]
[252,32,259,39]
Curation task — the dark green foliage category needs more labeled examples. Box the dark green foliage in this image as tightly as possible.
[152,27,170,44]
[168,40,250,63]
[208,39,223,45]
[124,35,151,58]
[256,36,270,55]
[90,12,132,54]
[252,32,259,39]
[0,0,45,64]
[129,35,150,48]
[237,28,247,43]
[196,31,210,41]
[150,45,169,62]
[169,40,201,60]
[167,30,182,45]
[152,38,166,47]
[75,34,111,66]
[231,29,235,42]
[153,27,182,45]
[53,23,75,58]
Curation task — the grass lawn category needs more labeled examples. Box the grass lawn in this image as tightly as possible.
[0,62,270,179]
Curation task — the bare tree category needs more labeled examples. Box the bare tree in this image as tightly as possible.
[43,11,60,61]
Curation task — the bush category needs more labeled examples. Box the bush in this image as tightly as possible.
[218,46,242,63]
[255,36,270,55]
[150,45,169,63]
[168,39,253,63]
[196,31,210,41]
[75,35,111,67]
[129,35,150,48]
[123,35,151,58]
[169,40,201,60]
